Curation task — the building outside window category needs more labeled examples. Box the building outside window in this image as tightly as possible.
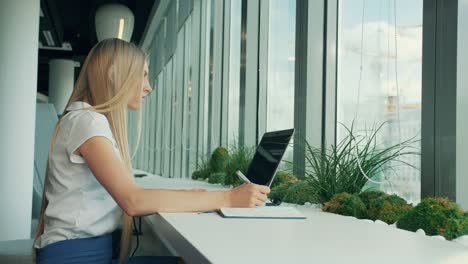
[336,0,423,203]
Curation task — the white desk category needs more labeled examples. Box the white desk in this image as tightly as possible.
[137,175,468,264]
[145,209,468,264]
[135,174,227,191]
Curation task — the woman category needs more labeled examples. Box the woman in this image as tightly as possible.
[34,38,270,264]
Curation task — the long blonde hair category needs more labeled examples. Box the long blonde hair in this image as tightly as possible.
[34,38,145,263]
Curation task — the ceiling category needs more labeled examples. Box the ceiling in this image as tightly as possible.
[38,0,159,96]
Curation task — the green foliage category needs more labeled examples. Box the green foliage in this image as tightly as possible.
[270,171,299,189]
[208,172,226,184]
[210,147,229,172]
[192,153,212,180]
[463,216,468,235]
[397,197,468,240]
[323,192,367,219]
[191,170,204,180]
[365,194,412,224]
[282,181,318,205]
[295,123,419,204]
[224,144,254,187]
[192,143,254,187]
[358,190,412,223]
[358,190,388,206]
[323,190,412,224]
[269,182,294,203]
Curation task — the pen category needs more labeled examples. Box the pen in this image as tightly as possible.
[236,170,252,184]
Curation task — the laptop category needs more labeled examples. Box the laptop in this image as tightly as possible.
[219,128,305,219]
[245,128,295,187]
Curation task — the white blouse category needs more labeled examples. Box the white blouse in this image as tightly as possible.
[35,101,122,249]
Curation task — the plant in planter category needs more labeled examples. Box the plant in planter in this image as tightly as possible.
[270,171,299,189]
[397,197,468,240]
[463,216,468,235]
[207,147,229,184]
[210,147,229,172]
[192,143,254,186]
[365,194,412,224]
[208,172,226,184]
[297,122,419,205]
[269,171,300,204]
[358,190,388,206]
[282,181,318,205]
[323,192,367,219]
[192,153,212,180]
[224,144,254,187]
[269,182,295,203]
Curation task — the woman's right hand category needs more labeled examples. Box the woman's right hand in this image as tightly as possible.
[227,184,270,208]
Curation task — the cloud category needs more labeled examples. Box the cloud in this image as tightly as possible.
[338,20,423,109]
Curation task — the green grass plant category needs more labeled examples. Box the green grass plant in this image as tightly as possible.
[295,122,419,204]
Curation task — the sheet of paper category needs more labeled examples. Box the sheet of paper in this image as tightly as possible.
[218,206,306,219]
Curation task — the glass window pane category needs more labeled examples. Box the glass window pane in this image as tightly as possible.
[156,71,164,175]
[458,0,468,208]
[228,0,242,145]
[173,26,185,178]
[184,17,193,178]
[337,0,423,203]
[266,0,296,164]
[163,59,173,177]
[170,55,177,177]
[266,0,296,132]
[203,0,215,154]
[165,2,177,62]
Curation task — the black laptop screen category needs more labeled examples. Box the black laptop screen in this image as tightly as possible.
[245,129,294,186]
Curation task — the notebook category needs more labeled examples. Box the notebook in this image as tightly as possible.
[218,206,306,219]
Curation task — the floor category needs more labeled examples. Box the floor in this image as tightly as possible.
[130,217,173,257]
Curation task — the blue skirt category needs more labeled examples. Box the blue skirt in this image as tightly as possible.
[36,234,179,264]
[37,234,113,264]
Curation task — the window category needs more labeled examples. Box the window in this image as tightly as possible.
[227,0,242,146]
[202,0,215,155]
[155,71,165,175]
[266,0,296,163]
[266,0,295,132]
[162,59,173,177]
[458,0,468,208]
[183,17,193,178]
[336,0,423,203]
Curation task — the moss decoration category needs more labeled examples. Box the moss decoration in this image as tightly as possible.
[191,170,204,180]
[323,192,367,219]
[397,197,468,240]
[208,172,226,184]
[270,171,299,189]
[358,190,388,207]
[224,145,253,186]
[210,147,229,173]
[192,153,212,180]
[282,181,318,205]
[357,191,412,224]
[269,182,295,203]
[366,194,412,224]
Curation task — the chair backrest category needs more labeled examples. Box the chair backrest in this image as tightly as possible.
[32,103,58,219]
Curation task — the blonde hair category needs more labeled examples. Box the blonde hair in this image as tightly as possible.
[34,38,145,263]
